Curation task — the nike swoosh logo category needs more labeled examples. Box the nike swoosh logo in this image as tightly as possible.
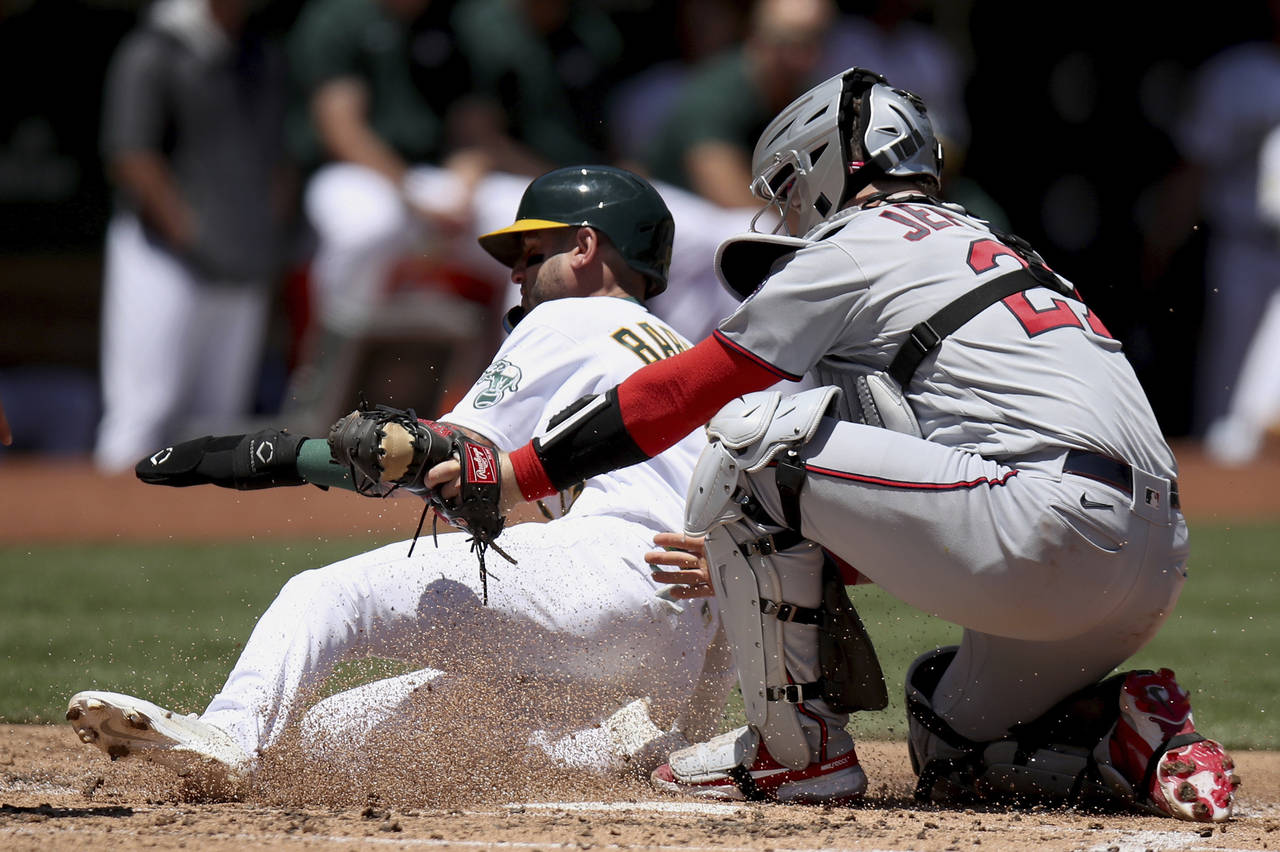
[1080,493,1114,511]
[748,767,792,779]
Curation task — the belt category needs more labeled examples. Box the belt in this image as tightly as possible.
[1063,449,1180,510]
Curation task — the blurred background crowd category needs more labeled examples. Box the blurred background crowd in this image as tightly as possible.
[2,0,1279,473]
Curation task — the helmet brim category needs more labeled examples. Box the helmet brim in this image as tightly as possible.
[477,218,575,267]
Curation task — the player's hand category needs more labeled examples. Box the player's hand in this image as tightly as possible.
[424,455,462,496]
[424,450,522,515]
[645,532,713,599]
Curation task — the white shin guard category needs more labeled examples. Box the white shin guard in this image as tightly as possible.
[684,387,847,772]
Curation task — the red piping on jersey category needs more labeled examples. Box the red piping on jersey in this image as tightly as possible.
[511,334,784,499]
[712,329,805,381]
[799,462,1020,491]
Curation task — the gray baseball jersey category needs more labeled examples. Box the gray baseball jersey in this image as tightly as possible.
[717,200,1177,480]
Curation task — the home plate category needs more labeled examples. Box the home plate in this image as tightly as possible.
[505,801,747,816]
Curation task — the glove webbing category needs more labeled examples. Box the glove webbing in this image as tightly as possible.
[403,506,515,606]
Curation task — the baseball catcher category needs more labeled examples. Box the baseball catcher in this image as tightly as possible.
[67,166,733,799]
[423,69,1239,821]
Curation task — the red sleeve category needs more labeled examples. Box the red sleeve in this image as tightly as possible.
[510,334,787,499]
[617,332,786,456]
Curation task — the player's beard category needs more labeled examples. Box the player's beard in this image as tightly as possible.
[521,254,574,313]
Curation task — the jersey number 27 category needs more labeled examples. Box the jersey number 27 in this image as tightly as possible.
[968,238,1113,339]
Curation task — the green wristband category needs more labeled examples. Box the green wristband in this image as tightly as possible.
[297,438,355,491]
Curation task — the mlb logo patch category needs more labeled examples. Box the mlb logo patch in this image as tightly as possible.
[466,443,498,484]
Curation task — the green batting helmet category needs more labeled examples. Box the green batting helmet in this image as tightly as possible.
[478,165,675,298]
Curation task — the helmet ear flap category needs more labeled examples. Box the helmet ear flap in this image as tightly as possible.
[838,71,883,207]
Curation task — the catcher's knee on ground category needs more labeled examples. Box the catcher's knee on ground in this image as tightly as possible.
[905,647,1239,821]
[679,387,883,777]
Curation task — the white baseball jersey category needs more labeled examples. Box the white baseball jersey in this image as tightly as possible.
[199,295,729,770]
[442,296,704,530]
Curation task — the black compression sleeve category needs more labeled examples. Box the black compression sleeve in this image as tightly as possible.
[532,387,650,491]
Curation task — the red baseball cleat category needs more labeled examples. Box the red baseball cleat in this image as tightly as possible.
[1109,668,1240,822]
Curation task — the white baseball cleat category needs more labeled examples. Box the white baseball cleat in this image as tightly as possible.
[652,728,867,805]
[66,690,252,798]
[527,698,693,776]
[1147,737,1239,822]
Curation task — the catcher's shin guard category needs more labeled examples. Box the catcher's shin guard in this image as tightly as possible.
[905,647,1117,806]
[684,387,849,772]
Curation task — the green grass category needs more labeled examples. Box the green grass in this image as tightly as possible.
[1124,522,1280,749]
[1,521,1276,750]
[0,538,380,723]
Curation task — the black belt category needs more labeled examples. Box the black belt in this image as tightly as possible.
[1063,449,1179,510]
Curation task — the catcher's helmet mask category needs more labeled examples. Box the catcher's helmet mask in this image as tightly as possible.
[749,67,944,237]
[479,165,675,300]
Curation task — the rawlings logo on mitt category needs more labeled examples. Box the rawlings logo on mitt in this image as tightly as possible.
[464,442,498,483]
[437,436,505,544]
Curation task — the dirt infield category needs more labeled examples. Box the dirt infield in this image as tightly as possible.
[2,723,1277,851]
[2,440,1279,849]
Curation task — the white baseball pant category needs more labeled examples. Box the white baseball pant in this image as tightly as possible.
[197,514,726,764]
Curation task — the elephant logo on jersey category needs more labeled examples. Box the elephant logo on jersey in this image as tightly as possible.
[473,359,522,408]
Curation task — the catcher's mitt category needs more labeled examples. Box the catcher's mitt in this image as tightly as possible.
[327,401,455,496]
[427,430,516,605]
[430,432,507,544]
[327,400,515,604]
